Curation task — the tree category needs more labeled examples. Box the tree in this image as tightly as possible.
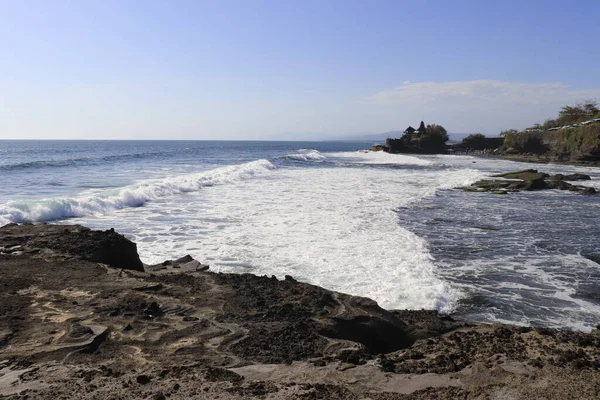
[583,99,600,117]
[557,99,599,125]
[500,129,518,136]
[541,119,558,130]
[462,133,487,147]
[425,124,449,142]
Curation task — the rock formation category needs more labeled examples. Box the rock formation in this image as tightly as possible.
[1,224,600,399]
[456,169,596,195]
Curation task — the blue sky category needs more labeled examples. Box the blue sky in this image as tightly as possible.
[1,0,599,139]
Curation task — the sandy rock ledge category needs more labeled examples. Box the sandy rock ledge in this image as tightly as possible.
[1,224,600,399]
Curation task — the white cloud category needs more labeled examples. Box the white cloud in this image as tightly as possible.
[366,80,600,134]
[368,80,600,106]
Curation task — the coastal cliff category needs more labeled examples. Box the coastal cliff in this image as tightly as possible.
[1,224,600,399]
[452,101,600,165]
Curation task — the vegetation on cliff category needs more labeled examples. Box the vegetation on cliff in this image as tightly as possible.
[455,133,504,151]
[550,124,600,160]
[543,99,600,129]
[456,100,600,162]
[502,100,600,160]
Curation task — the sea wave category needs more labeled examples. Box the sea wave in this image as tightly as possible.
[0,159,275,224]
[283,149,326,162]
[0,151,169,171]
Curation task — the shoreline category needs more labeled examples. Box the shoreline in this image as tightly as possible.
[2,223,600,399]
[371,147,600,167]
[468,152,600,167]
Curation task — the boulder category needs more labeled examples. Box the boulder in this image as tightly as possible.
[0,224,144,271]
[459,169,596,195]
[491,169,549,181]
[546,180,573,190]
[549,173,591,181]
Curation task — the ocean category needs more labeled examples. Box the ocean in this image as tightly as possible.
[1,140,599,330]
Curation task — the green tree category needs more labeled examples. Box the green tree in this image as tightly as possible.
[425,124,449,142]
[541,119,558,130]
[557,99,599,125]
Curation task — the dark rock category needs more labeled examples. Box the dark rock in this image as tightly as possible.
[156,254,204,270]
[522,177,548,190]
[491,169,549,181]
[459,169,595,195]
[67,323,94,340]
[0,329,14,346]
[550,173,591,181]
[174,255,194,264]
[546,180,574,190]
[133,284,164,292]
[315,296,415,354]
[203,366,244,382]
[144,302,164,318]
[574,186,596,194]
[136,375,151,385]
[0,224,144,271]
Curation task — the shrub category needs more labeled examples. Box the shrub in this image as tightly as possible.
[503,133,548,154]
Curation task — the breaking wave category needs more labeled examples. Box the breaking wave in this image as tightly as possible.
[0,159,275,224]
[283,149,326,162]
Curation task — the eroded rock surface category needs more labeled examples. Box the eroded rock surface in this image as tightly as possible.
[0,223,144,271]
[1,224,600,399]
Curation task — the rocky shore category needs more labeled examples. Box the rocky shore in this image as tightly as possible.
[487,153,600,168]
[2,224,600,399]
[455,169,597,195]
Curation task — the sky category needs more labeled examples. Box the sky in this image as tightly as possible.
[1,0,600,140]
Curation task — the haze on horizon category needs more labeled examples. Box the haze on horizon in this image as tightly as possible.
[1,0,599,141]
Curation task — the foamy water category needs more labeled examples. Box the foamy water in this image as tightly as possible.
[2,140,600,329]
[62,150,481,312]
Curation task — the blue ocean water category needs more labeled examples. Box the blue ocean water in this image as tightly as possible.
[1,140,600,330]
[0,140,366,202]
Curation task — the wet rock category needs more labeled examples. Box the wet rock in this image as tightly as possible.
[574,186,596,194]
[550,173,591,181]
[491,169,548,181]
[457,169,596,195]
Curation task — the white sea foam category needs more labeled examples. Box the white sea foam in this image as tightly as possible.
[72,151,482,312]
[327,150,434,166]
[284,149,326,162]
[6,143,600,328]
[0,159,275,225]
